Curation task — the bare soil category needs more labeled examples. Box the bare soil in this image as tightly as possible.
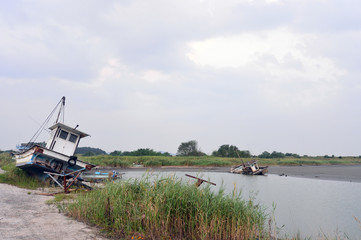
[0,183,107,240]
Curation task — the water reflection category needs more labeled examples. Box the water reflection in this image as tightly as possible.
[122,171,361,239]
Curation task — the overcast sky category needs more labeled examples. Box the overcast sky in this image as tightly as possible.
[1,0,360,156]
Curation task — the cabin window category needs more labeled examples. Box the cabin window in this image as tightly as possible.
[69,134,78,143]
[59,130,69,140]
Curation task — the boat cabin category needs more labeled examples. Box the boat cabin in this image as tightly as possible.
[45,123,89,156]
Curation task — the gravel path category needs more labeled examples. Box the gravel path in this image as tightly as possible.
[0,183,107,240]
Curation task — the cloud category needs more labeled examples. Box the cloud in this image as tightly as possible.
[187,27,346,111]
[1,0,361,155]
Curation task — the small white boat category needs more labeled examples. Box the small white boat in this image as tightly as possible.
[14,97,96,180]
[82,171,124,183]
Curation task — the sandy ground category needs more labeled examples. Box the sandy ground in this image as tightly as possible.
[0,183,107,240]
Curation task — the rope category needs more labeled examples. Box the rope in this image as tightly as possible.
[24,97,65,150]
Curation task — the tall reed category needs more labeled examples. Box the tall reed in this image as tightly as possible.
[66,175,266,239]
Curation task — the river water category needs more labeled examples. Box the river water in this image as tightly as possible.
[121,171,361,239]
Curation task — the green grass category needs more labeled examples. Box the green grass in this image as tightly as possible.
[66,175,266,239]
[0,153,45,189]
[78,155,361,168]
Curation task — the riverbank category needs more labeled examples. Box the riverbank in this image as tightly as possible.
[97,164,361,183]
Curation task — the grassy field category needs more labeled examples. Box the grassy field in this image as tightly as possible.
[79,155,361,168]
[0,153,45,189]
[66,175,267,240]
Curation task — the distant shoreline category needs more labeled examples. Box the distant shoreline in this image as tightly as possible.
[97,165,361,183]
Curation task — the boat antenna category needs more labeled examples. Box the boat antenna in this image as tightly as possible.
[24,97,66,150]
[235,150,246,168]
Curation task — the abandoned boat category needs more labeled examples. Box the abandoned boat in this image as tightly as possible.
[230,160,268,175]
[82,170,124,183]
[14,97,96,180]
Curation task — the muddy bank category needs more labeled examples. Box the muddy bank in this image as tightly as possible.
[0,183,107,240]
[100,165,361,183]
[268,165,361,182]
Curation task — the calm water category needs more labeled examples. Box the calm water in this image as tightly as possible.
[122,171,361,239]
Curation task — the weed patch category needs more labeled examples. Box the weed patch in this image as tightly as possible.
[66,175,266,239]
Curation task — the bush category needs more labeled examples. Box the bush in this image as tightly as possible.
[66,175,266,239]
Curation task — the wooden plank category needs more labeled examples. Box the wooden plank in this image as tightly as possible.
[185,174,216,186]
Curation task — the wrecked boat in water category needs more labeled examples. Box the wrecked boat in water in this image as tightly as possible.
[14,97,96,181]
[230,160,268,175]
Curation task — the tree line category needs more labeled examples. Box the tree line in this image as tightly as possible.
[76,140,303,158]
[176,140,296,158]
[109,148,171,157]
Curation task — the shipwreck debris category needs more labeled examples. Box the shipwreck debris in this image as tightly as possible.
[230,150,269,175]
[185,174,216,187]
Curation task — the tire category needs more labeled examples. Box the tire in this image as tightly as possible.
[68,156,77,166]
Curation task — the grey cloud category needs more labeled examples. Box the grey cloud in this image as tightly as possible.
[1,0,361,155]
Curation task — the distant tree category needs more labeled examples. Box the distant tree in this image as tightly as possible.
[122,151,132,156]
[270,151,285,158]
[109,149,171,156]
[259,151,287,158]
[285,153,300,158]
[177,140,205,156]
[109,151,122,156]
[131,148,169,156]
[212,144,251,158]
[161,151,172,156]
[258,151,271,158]
[75,147,107,155]
[83,152,95,156]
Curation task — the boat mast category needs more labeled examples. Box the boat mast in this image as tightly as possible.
[235,150,246,168]
[55,96,65,123]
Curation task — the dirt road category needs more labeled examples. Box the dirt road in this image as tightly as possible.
[0,183,107,240]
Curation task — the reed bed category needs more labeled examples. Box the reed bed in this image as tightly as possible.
[79,155,361,168]
[80,155,241,168]
[66,175,266,239]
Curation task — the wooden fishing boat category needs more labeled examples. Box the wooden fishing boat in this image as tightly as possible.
[241,160,268,175]
[230,159,268,175]
[13,97,96,180]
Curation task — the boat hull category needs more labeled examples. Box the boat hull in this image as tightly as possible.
[242,166,268,175]
[14,146,95,180]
